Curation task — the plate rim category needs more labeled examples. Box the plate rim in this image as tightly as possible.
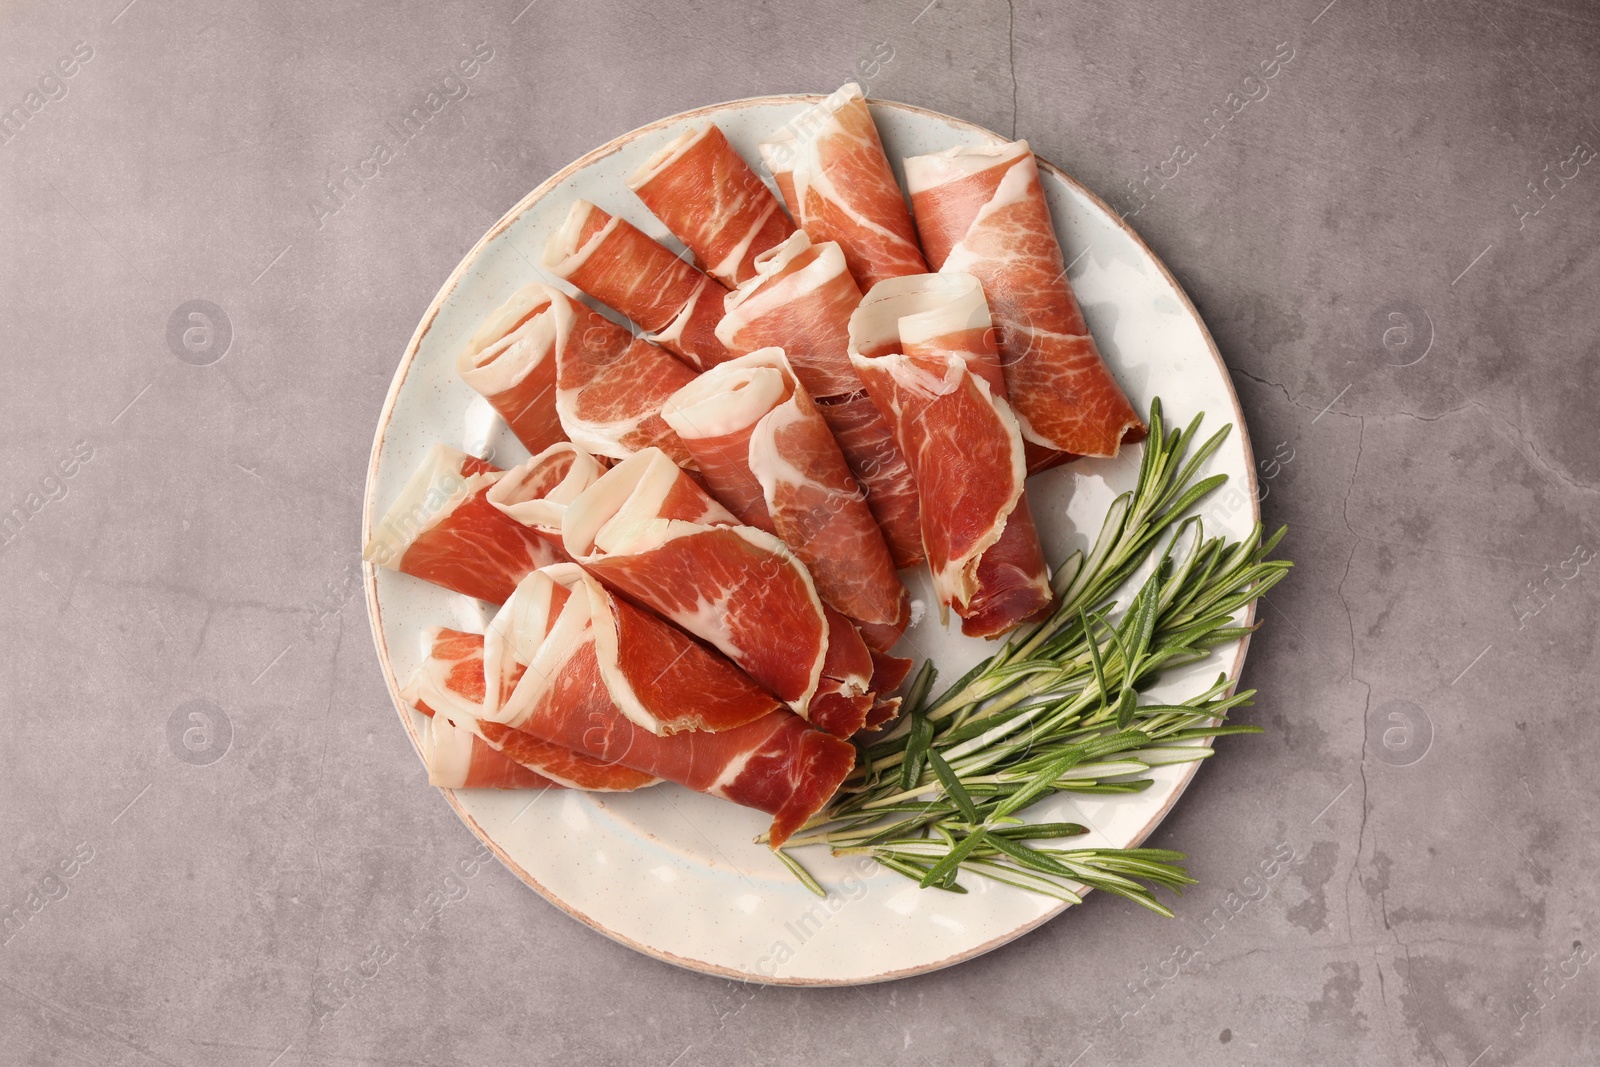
[360,91,1260,986]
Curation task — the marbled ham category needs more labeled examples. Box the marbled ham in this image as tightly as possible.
[487,442,606,553]
[364,445,562,604]
[760,83,928,290]
[716,232,865,398]
[713,231,924,567]
[563,449,877,736]
[421,711,558,790]
[485,566,776,736]
[661,348,908,650]
[543,199,732,371]
[404,626,656,791]
[487,566,856,848]
[848,274,1054,637]
[482,283,700,466]
[813,391,924,569]
[904,141,1143,466]
[455,285,568,456]
[629,124,795,287]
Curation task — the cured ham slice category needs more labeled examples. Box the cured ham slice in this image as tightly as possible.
[422,712,558,789]
[484,564,777,736]
[860,647,913,730]
[554,310,699,466]
[543,200,733,371]
[628,124,795,287]
[848,274,1054,638]
[487,442,606,549]
[814,391,924,569]
[865,696,902,732]
[404,626,656,791]
[471,282,697,466]
[563,448,875,736]
[812,604,877,735]
[487,565,856,848]
[903,141,1144,465]
[759,83,928,290]
[364,445,561,604]
[716,232,867,399]
[456,284,567,456]
[482,559,571,715]
[869,647,914,695]
[714,231,925,568]
[660,348,909,650]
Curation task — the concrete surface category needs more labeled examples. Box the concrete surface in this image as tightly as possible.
[3,0,1598,1064]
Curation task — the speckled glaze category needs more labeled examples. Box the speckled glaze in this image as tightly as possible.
[361,93,1256,986]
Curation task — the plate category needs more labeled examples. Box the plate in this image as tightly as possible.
[361,93,1257,985]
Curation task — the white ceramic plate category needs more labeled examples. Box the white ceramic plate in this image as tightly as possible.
[361,94,1257,985]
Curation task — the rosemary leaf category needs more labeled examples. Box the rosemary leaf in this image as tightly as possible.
[918,828,990,889]
[900,711,935,792]
[926,749,979,824]
[775,849,826,898]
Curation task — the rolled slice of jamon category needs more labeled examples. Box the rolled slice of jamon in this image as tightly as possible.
[543,200,733,372]
[422,712,558,789]
[456,283,567,456]
[405,630,555,788]
[563,448,876,737]
[814,391,924,569]
[486,565,855,848]
[628,124,795,287]
[903,140,1144,467]
[759,83,928,291]
[487,283,697,466]
[484,563,777,736]
[716,231,866,399]
[487,442,606,551]
[848,273,1054,638]
[404,625,656,791]
[714,231,925,567]
[363,444,562,604]
[660,347,909,651]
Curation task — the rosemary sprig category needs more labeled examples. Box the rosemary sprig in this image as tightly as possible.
[775,400,1291,914]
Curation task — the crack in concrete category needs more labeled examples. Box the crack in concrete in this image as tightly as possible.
[1331,476,1384,983]
[1387,404,1473,424]
[189,602,214,660]
[1377,841,1393,934]
[1343,750,1371,940]
[1456,389,1600,497]
[1230,367,1473,424]
[1340,418,1365,540]
[1505,407,1600,495]
[1230,367,1304,412]
[77,573,317,619]
[1329,481,1447,1065]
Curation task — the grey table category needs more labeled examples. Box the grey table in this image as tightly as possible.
[2,1,1596,1064]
